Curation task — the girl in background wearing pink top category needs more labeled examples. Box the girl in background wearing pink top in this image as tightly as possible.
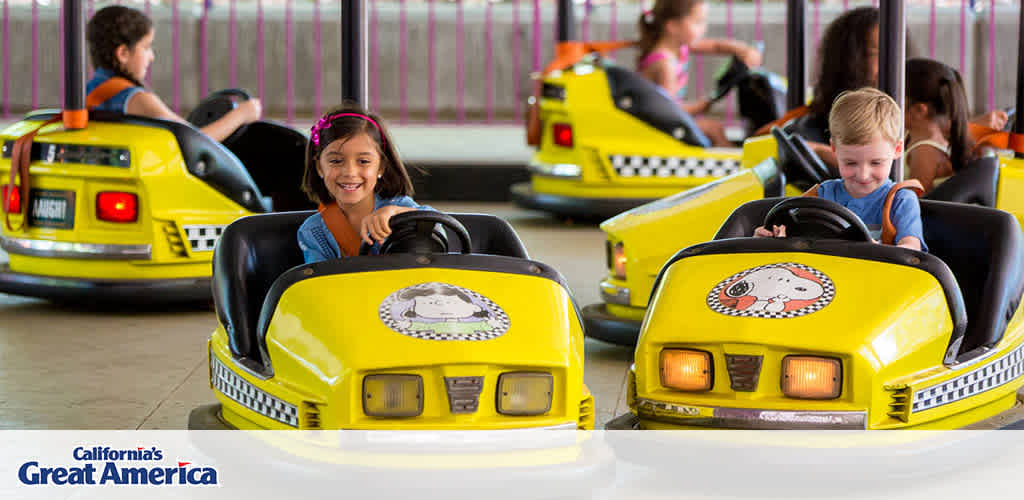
[637,0,761,147]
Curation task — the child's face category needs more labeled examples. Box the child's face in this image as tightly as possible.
[118,29,155,82]
[316,133,382,208]
[666,2,708,46]
[831,134,902,198]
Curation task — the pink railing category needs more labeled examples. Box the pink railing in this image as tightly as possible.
[0,0,1012,124]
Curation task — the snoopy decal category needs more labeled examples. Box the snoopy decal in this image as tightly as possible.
[379,282,511,340]
[707,263,835,318]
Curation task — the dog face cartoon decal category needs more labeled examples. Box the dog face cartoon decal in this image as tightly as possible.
[707,263,835,318]
[379,282,511,340]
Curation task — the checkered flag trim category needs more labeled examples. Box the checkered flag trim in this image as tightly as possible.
[211,354,299,427]
[608,155,742,179]
[912,344,1024,413]
[706,263,836,319]
[379,282,511,341]
[183,225,226,252]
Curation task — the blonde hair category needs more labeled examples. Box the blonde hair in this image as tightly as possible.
[828,88,902,146]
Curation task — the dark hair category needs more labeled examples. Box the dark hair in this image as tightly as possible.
[301,104,414,205]
[811,7,879,116]
[399,284,490,319]
[636,0,704,65]
[86,6,153,87]
[906,58,971,172]
[811,7,919,117]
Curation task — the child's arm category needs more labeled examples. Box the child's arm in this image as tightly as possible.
[362,205,418,245]
[895,236,922,251]
[906,146,947,193]
[890,190,928,253]
[690,39,762,68]
[753,225,786,238]
[638,57,678,95]
[125,91,262,142]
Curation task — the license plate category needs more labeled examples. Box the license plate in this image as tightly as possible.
[28,189,75,229]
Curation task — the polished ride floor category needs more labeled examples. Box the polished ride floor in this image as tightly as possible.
[0,202,635,429]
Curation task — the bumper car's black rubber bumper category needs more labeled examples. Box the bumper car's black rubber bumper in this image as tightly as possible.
[582,303,642,346]
[0,263,211,303]
[510,182,656,220]
[604,413,640,430]
[188,403,235,430]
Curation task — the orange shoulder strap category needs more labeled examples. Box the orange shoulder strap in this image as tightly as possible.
[967,122,1024,155]
[880,179,925,245]
[753,106,811,137]
[801,184,820,197]
[85,76,136,110]
[318,203,363,257]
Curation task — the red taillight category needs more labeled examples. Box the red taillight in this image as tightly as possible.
[553,123,574,148]
[2,185,20,213]
[96,192,138,223]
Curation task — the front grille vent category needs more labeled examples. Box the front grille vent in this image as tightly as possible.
[444,376,484,414]
[725,354,763,392]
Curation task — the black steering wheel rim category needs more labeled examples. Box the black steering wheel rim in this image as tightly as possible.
[712,55,751,102]
[763,197,873,242]
[186,88,253,144]
[359,210,473,256]
[772,126,832,186]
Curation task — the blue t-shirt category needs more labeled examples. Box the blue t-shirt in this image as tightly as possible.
[85,67,144,114]
[817,179,928,252]
[297,194,434,263]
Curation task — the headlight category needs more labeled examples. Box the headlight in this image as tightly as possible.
[611,241,627,280]
[363,374,423,417]
[660,349,713,392]
[497,372,553,416]
[782,356,841,399]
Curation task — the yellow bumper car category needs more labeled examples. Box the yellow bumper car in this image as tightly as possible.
[585,126,1022,345]
[512,43,785,220]
[608,195,1024,429]
[0,93,309,303]
[190,210,594,430]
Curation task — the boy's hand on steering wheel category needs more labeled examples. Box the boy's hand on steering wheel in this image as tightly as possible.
[361,205,416,245]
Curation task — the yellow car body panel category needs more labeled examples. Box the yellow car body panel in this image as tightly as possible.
[209,267,592,430]
[627,252,1024,430]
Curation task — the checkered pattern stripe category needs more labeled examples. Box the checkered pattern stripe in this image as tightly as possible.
[211,355,298,427]
[379,282,511,341]
[912,344,1024,413]
[608,155,742,179]
[706,263,836,319]
[183,225,226,252]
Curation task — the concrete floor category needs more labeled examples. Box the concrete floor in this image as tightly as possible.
[0,202,636,429]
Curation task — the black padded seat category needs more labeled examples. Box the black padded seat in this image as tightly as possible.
[923,156,999,207]
[213,211,533,373]
[602,64,710,147]
[708,197,1024,363]
[221,120,314,212]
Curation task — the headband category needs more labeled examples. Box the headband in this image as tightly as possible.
[310,112,386,147]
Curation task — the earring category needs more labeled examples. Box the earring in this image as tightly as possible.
[378,173,383,179]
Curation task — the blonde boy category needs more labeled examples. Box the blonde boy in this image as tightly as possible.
[755,88,927,251]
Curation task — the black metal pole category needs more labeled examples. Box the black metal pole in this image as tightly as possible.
[64,0,85,113]
[786,0,805,111]
[341,0,367,107]
[557,0,574,42]
[878,0,905,180]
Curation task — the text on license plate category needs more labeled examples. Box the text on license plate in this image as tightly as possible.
[28,189,75,229]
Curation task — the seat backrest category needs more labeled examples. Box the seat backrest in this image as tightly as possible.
[919,200,1024,359]
[602,65,711,148]
[784,112,829,144]
[923,156,999,207]
[87,110,270,213]
[446,213,529,258]
[213,210,313,373]
[221,120,315,212]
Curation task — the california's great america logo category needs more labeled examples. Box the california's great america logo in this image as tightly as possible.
[18,446,217,486]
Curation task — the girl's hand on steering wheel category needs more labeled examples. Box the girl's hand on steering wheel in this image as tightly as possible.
[361,205,416,245]
[738,45,762,69]
[237,98,263,124]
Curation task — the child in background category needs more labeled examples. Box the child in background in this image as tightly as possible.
[905,58,972,193]
[86,6,261,142]
[756,88,927,252]
[636,0,762,147]
[298,106,432,264]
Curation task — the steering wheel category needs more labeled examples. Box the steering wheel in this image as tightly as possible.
[772,126,832,186]
[711,55,751,103]
[762,197,873,242]
[186,88,253,144]
[358,210,473,256]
